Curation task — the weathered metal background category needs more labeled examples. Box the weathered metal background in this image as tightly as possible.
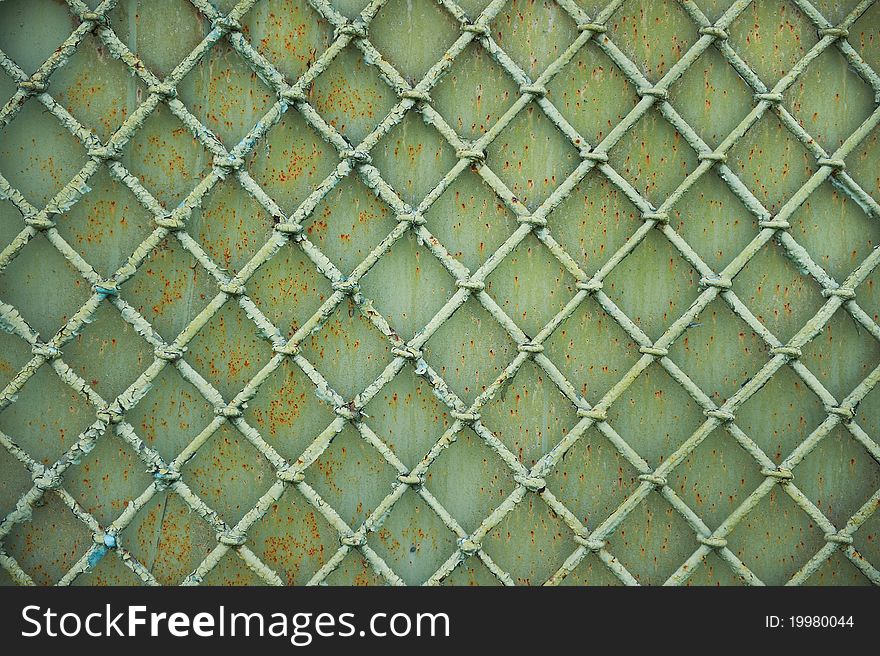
[0,0,879,586]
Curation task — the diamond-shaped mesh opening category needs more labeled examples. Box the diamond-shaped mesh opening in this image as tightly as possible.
[603,230,700,340]
[121,236,217,341]
[177,40,275,147]
[546,426,642,528]
[240,0,333,83]
[438,557,503,586]
[367,489,458,585]
[126,364,214,463]
[560,553,624,586]
[0,331,32,391]
[422,298,518,405]
[61,303,152,402]
[850,0,880,73]
[189,179,277,275]
[844,120,879,200]
[0,447,33,520]
[182,423,277,526]
[63,435,153,527]
[184,301,274,400]
[422,170,519,272]
[605,0,699,81]
[299,298,392,401]
[121,492,217,585]
[426,426,515,533]
[486,234,577,336]
[486,104,581,210]
[370,111,458,206]
[0,364,94,465]
[609,493,699,585]
[543,299,640,401]
[431,42,519,141]
[668,46,753,147]
[734,239,826,343]
[795,425,880,528]
[49,34,144,141]
[668,298,770,403]
[0,234,91,339]
[199,552,266,586]
[322,550,388,585]
[249,484,339,585]
[607,106,699,207]
[304,424,398,529]
[549,40,639,145]
[481,360,579,467]
[0,98,88,208]
[54,169,156,278]
[369,0,461,82]
[481,494,578,585]
[247,108,339,214]
[121,103,212,209]
[801,308,880,399]
[667,428,766,530]
[305,175,399,275]
[606,363,705,467]
[363,365,450,468]
[0,0,75,75]
[726,486,827,585]
[803,552,873,586]
[735,364,827,463]
[5,494,92,586]
[310,44,398,144]
[787,46,876,150]
[852,507,879,567]
[243,357,336,462]
[108,0,209,79]
[684,550,749,586]
[492,0,579,78]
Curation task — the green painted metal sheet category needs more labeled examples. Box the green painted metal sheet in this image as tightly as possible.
[0,0,879,586]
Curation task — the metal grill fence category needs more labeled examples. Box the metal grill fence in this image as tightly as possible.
[0,0,879,585]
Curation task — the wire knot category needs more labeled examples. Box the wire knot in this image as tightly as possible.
[518,214,547,228]
[155,344,185,361]
[277,464,306,483]
[699,25,729,40]
[400,88,431,102]
[451,410,480,423]
[576,278,603,293]
[18,78,48,94]
[822,287,856,300]
[217,530,247,546]
[332,279,359,294]
[32,343,61,360]
[521,83,547,97]
[88,144,119,161]
[461,23,490,36]
[391,345,423,360]
[771,345,801,358]
[148,83,177,100]
[151,466,181,485]
[638,473,667,488]
[580,148,608,162]
[33,467,62,491]
[698,150,727,163]
[397,472,423,486]
[754,92,783,104]
[213,154,245,174]
[275,220,304,235]
[81,12,108,26]
[699,275,732,289]
[638,86,668,101]
[574,534,606,551]
[697,534,728,548]
[458,537,481,555]
[398,212,426,226]
[642,210,669,224]
[817,158,845,172]
[215,404,242,419]
[639,345,668,357]
[95,533,117,548]
[335,22,367,39]
[705,409,735,422]
[827,405,855,420]
[577,407,607,421]
[456,148,487,164]
[155,213,185,231]
[824,532,854,545]
[456,278,485,291]
[280,86,308,103]
[213,16,242,32]
[25,215,56,230]
[577,23,607,34]
[518,341,544,354]
[219,281,246,296]
[94,281,119,298]
[340,533,367,547]
[758,217,790,230]
[761,467,793,482]
[335,404,361,420]
[341,149,372,165]
[97,405,124,424]
[818,27,848,39]
[515,475,546,492]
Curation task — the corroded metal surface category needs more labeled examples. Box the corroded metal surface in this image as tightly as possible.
[0,0,879,586]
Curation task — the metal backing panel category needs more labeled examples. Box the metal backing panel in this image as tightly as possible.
[0,0,879,586]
